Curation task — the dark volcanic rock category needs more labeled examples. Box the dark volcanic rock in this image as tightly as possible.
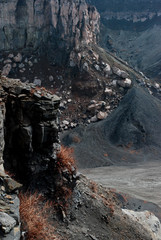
[61,87,161,167]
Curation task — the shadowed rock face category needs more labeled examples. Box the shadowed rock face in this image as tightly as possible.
[61,87,161,168]
[0,0,99,64]
[0,75,61,193]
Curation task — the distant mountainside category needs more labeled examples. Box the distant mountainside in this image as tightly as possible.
[87,0,161,80]
[87,0,161,12]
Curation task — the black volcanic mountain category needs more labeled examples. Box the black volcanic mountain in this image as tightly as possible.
[61,87,161,168]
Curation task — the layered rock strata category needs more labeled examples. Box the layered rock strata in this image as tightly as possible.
[0,0,100,64]
[0,75,61,192]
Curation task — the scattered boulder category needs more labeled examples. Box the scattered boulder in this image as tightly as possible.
[117,78,132,88]
[94,64,101,71]
[112,67,129,78]
[49,75,54,81]
[155,83,160,89]
[4,59,12,64]
[122,209,161,239]
[33,78,42,86]
[97,111,108,120]
[111,80,117,87]
[0,212,16,233]
[112,66,122,76]
[18,63,25,69]
[82,62,89,71]
[4,177,22,193]
[8,54,14,59]
[2,64,12,76]
[59,102,66,110]
[88,104,98,111]
[13,53,22,63]
[90,115,97,122]
[104,88,113,96]
[124,78,132,87]
[103,63,112,75]
[34,58,38,64]
[70,59,76,67]
[62,120,70,126]
[28,61,33,67]
[120,70,129,78]
[70,122,77,128]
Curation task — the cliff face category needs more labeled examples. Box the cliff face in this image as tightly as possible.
[0,0,99,63]
[0,75,61,191]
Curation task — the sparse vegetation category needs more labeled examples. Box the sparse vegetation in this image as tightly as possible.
[89,180,98,193]
[54,146,77,212]
[56,146,76,174]
[19,192,59,240]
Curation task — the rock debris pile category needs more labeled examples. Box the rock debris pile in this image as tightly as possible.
[0,169,22,240]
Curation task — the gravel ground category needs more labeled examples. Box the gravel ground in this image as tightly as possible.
[81,161,161,207]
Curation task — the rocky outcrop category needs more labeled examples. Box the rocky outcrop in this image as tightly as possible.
[0,0,99,64]
[0,73,79,202]
[0,74,68,238]
[0,170,22,240]
[0,75,61,194]
[0,74,78,238]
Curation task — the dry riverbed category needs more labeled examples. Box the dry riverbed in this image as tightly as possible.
[81,161,161,207]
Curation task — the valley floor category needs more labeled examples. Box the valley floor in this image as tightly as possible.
[81,161,161,207]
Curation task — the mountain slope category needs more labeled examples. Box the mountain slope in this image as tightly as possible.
[61,87,161,168]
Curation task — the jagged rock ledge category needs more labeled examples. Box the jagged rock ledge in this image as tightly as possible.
[0,74,60,187]
[0,74,64,239]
